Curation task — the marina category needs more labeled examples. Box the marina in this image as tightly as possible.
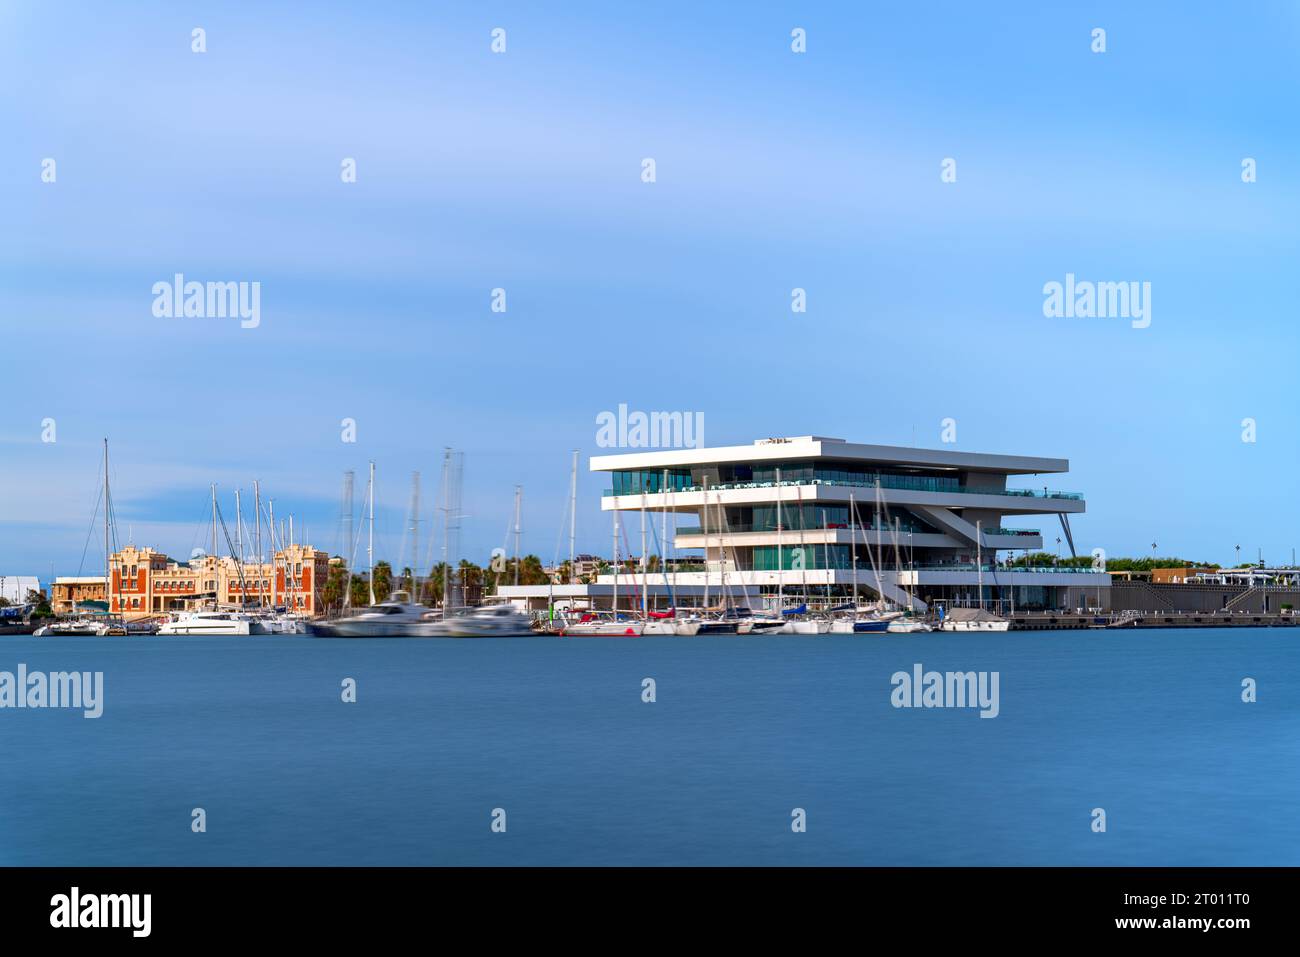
[6,434,1300,639]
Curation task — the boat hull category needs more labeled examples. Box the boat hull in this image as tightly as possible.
[940,620,1010,632]
[560,622,644,637]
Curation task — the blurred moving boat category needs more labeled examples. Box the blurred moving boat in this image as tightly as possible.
[310,593,434,637]
[420,604,533,637]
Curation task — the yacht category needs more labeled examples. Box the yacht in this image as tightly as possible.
[829,616,890,634]
[157,611,257,636]
[886,618,933,633]
[310,594,435,637]
[559,612,644,637]
[939,608,1011,632]
[32,617,112,637]
[253,612,309,635]
[419,604,533,637]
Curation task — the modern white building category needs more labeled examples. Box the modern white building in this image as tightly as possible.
[0,575,41,606]
[499,435,1110,614]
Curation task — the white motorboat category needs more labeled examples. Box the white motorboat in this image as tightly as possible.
[743,615,786,635]
[249,614,306,635]
[311,599,434,637]
[157,611,256,636]
[784,618,830,635]
[887,619,933,634]
[940,618,1010,632]
[939,524,1011,631]
[32,617,111,637]
[830,616,891,634]
[419,604,533,637]
[939,608,1010,632]
[560,613,644,637]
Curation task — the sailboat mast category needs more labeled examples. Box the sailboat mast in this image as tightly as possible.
[513,485,522,588]
[254,480,262,575]
[976,519,983,610]
[850,492,858,608]
[796,481,806,605]
[411,471,421,596]
[640,493,648,613]
[775,468,783,612]
[103,438,110,616]
[368,461,376,605]
[568,451,579,583]
[612,510,619,618]
[702,475,710,611]
[822,508,831,602]
[661,469,669,609]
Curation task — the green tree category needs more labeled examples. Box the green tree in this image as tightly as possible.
[424,562,449,606]
[458,559,484,605]
[373,561,393,603]
[349,573,370,608]
[321,562,348,613]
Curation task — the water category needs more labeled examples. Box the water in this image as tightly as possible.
[1,628,1296,865]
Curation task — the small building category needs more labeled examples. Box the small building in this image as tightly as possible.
[50,576,107,615]
[1152,566,1218,585]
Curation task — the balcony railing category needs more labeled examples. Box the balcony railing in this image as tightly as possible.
[606,477,1081,500]
[675,522,944,537]
[908,563,1106,575]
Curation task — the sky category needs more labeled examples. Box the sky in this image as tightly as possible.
[2,1,1299,580]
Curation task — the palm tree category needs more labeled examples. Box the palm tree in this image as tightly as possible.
[348,574,370,608]
[321,562,348,614]
[458,560,484,605]
[517,554,548,586]
[372,561,394,603]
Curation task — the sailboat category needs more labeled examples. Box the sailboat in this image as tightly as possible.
[829,491,889,634]
[37,439,121,637]
[940,519,1010,632]
[782,481,828,634]
[561,508,644,636]
[312,462,440,637]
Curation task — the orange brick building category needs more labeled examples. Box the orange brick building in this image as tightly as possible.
[108,544,330,619]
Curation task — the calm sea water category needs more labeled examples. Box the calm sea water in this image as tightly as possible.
[1,628,1297,866]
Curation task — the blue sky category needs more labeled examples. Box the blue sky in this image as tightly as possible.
[2,1,1299,578]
